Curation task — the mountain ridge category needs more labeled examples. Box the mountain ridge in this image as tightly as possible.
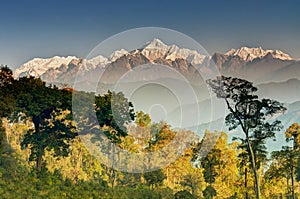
[225,46,292,62]
[13,39,299,86]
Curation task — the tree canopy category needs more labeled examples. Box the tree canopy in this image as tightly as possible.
[207,76,286,199]
[12,77,77,171]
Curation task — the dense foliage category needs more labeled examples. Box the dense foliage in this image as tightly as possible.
[0,67,299,198]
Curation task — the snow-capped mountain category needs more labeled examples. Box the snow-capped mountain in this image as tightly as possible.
[109,49,128,62]
[141,38,207,66]
[13,55,110,80]
[14,56,77,78]
[13,38,208,82]
[13,38,299,88]
[87,55,109,68]
[212,48,298,83]
[225,46,292,62]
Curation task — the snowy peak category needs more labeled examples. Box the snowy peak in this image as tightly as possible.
[225,46,292,61]
[14,38,208,80]
[14,40,297,87]
[109,49,128,62]
[87,55,108,66]
[143,38,168,50]
[14,56,77,78]
[14,55,110,79]
[165,45,206,66]
[267,49,292,60]
[141,38,206,66]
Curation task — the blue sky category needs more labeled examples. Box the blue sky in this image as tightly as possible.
[1,0,300,69]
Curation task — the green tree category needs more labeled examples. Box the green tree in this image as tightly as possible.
[285,123,300,149]
[0,121,5,153]
[203,185,217,199]
[281,123,300,199]
[207,76,286,199]
[150,121,175,151]
[193,131,239,198]
[174,190,197,199]
[180,172,204,197]
[94,91,135,187]
[143,169,166,189]
[234,130,268,198]
[191,131,217,198]
[201,147,220,186]
[0,65,15,153]
[13,77,76,172]
[135,111,151,128]
[95,90,135,144]
[129,111,152,149]
[268,147,298,199]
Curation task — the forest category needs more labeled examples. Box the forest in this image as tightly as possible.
[1,65,300,199]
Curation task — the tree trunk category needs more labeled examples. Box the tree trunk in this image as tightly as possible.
[245,134,260,199]
[110,143,116,188]
[111,169,116,188]
[292,137,297,199]
[33,118,43,172]
[291,166,295,199]
[286,176,290,197]
[191,181,195,196]
[36,155,43,172]
[245,167,249,199]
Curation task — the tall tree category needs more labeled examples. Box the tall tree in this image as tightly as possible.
[193,131,239,198]
[269,146,297,199]
[265,124,300,199]
[0,65,15,153]
[207,76,286,199]
[94,90,135,144]
[264,156,289,197]
[234,130,268,198]
[94,91,135,187]
[213,133,239,198]
[284,123,300,198]
[13,77,77,172]
[143,169,166,189]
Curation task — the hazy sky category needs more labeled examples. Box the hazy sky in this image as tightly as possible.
[1,0,300,69]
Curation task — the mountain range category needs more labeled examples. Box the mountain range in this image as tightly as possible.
[13,39,300,104]
[11,38,300,151]
[14,38,300,86]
